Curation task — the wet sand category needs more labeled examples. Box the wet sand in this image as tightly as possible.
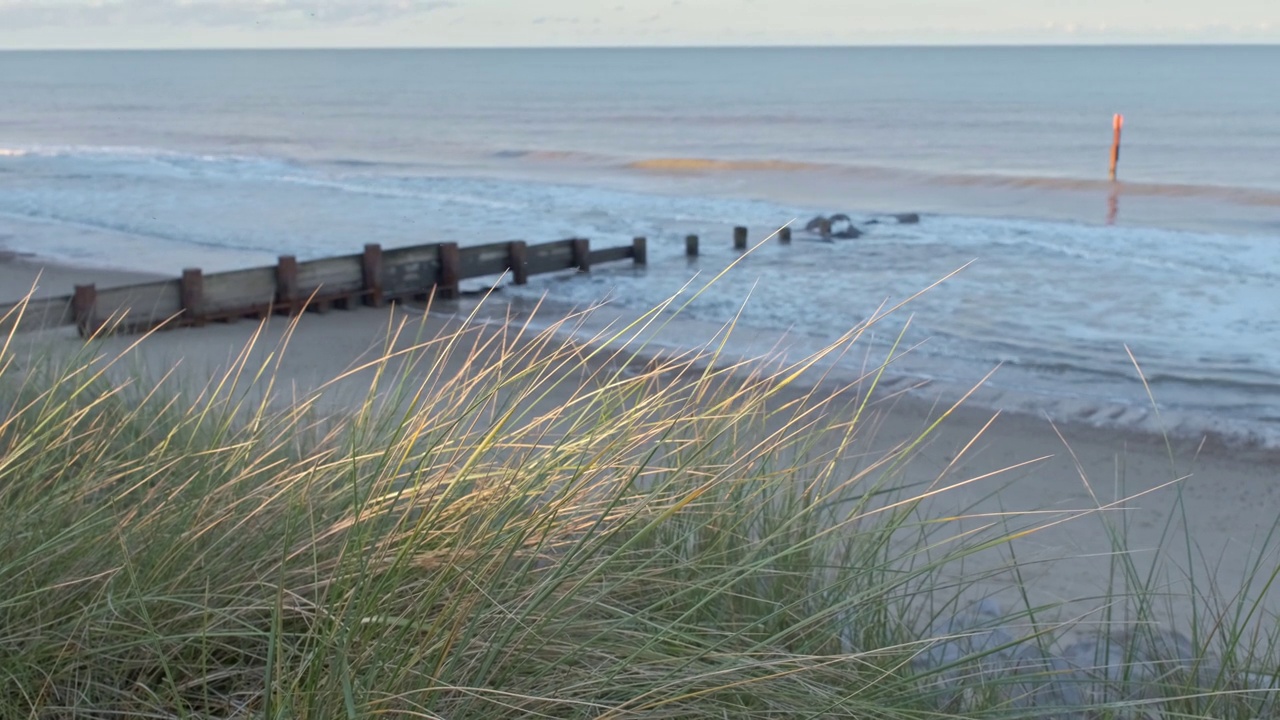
[0,253,164,302]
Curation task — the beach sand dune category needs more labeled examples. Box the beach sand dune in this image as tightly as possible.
[5,258,1279,635]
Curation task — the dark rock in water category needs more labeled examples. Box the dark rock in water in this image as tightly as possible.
[828,214,862,239]
[804,213,910,234]
[804,214,861,240]
[804,216,836,241]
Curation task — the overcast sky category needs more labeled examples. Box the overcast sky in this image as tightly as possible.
[1,0,1277,49]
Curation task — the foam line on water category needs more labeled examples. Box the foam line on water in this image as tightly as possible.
[471,296,1280,452]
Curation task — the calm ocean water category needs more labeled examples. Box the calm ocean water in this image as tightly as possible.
[1,47,1278,446]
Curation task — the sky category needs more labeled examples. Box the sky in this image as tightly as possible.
[0,0,1277,50]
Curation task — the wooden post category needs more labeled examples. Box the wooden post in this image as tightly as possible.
[685,234,699,257]
[632,236,648,265]
[72,284,97,337]
[362,243,384,307]
[779,226,792,244]
[438,242,460,299]
[181,268,205,327]
[1109,113,1124,182]
[276,255,299,314]
[508,240,529,285]
[571,238,590,272]
[733,226,748,250]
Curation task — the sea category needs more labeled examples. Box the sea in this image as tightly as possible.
[1,47,1278,448]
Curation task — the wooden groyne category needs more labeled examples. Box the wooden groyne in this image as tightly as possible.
[3,237,647,338]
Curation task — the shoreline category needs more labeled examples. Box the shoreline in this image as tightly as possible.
[13,150,1269,456]
[473,292,1280,459]
[3,250,1276,463]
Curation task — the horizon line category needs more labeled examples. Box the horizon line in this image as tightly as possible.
[2,40,1279,52]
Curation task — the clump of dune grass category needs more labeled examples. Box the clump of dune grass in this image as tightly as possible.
[0,285,1276,719]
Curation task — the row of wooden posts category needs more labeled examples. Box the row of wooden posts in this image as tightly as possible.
[8,226,795,339]
[74,238,634,327]
[687,225,793,256]
[40,236,649,338]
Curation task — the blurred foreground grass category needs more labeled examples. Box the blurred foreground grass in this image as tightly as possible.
[0,294,1275,719]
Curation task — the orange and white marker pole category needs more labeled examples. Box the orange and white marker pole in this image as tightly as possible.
[1109,113,1124,181]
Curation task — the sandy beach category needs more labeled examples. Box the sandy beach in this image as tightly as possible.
[4,255,1279,635]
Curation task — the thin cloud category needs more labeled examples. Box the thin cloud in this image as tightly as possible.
[0,0,458,28]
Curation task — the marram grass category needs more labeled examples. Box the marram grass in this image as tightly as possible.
[0,294,1276,719]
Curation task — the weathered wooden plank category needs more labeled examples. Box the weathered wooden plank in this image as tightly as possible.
[587,245,632,266]
[525,239,576,276]
[94,280,182,329]
[202,267,278,314]
[0,295,75,335]
[458,241,512,279]
[297,254,363,295]
[382,244,441,297]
